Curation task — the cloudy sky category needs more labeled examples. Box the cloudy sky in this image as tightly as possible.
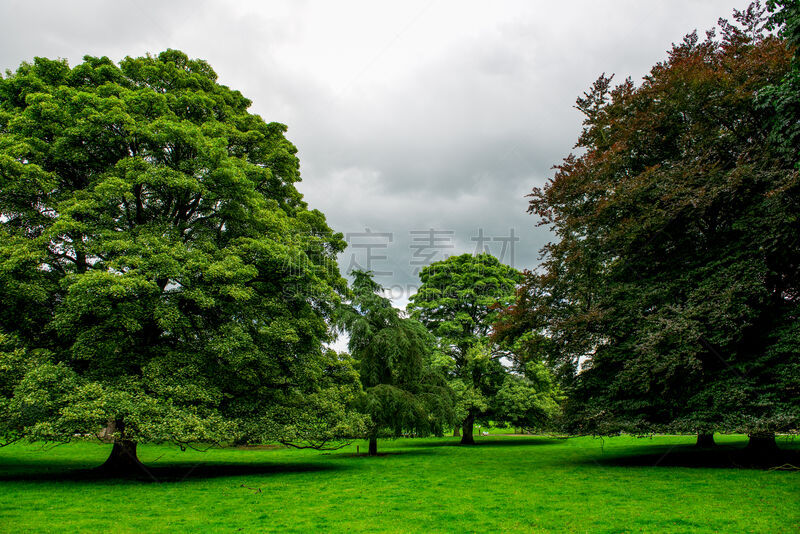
[1,0,747,306]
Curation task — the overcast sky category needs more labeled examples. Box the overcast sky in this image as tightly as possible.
[1,0,747,307]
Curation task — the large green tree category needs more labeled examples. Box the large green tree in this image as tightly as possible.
[504,5,799,455]
[336,271,453,455]
[0,50,365,472]
[408,253,558,443]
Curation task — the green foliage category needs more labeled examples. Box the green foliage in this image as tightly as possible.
[409,253,521,359]
[494,362,563,431]
[336,271,454,445]
[767,0,800,49]
[761,0,800,165]
[0,50,365,448]
[446,343,503,425]
[408,254,559,434]
[511,9,800,436]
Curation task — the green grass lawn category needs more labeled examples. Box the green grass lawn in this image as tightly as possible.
[1,434,798,533]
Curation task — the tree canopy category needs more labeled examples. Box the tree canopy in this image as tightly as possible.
[498,6,799,450]
[409,253,522,359]
[0,50,365,470]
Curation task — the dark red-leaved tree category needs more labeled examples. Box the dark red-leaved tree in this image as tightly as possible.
[496,3,799,460]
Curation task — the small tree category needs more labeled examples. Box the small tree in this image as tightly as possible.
[336,271,453,455]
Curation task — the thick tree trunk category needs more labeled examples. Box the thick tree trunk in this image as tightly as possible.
[98,439,146,475]
[696,432,715,448]
[453,427,460,437]
[460,413,475,445]
[742,433,783,465]
[747,433,778,453]
[96,419,147,476]
[368,436,378,456]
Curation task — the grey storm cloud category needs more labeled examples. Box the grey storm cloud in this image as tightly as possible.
[1,0,749,306]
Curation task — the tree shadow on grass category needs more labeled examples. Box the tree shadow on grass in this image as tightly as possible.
[582,443,800,470]
[406,436,564,448]
[0,460,346,483]
[324,448,435,459]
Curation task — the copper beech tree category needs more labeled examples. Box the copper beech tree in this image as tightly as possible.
[495,4,799,458]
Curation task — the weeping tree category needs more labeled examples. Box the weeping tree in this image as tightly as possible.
[0,50,366,473]
[336,271,454,455]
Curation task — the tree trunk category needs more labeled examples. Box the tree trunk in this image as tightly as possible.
[96,419,147,476]
[98,439,146,475]
[453,427,460,437]
[460,413,475,445]
[695,432,715,448]
[747,432,778,453]
[368,436,378,456]
[743,433,782,465]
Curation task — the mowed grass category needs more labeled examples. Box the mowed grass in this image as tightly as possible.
[0,434,798,533]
